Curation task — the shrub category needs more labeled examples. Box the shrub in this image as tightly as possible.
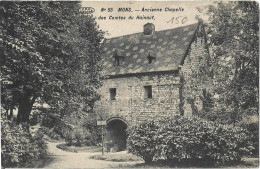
[45,127,62,140]
[1,118,47,168]
[157,116,253,166]
[84,130,92,146]
[127,120,159,163]
[74,128,85,146]
[83,119,102,146]
[241,122,259,157]
[64,129,74,146]
[127,116,254,166]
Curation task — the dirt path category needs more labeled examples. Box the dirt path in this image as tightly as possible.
[44,141,143,168]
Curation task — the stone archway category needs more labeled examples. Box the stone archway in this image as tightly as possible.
[105,117,128,152]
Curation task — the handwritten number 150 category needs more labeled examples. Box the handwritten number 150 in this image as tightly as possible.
[167,16,188,24]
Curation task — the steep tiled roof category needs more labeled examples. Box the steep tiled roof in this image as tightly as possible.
[101,23,199,76]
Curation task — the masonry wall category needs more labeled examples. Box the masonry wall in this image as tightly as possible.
[96,72,180,124]
[180,34,209,116]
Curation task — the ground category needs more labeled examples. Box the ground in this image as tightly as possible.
[42,140,258,168]
[43,141,144,168]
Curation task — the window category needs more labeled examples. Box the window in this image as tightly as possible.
[109,88,116,100]
[144,85,152,98]
[147,54,155,64]
[114,49,124,66]
[115,57,120,66]
[148,57,153,64]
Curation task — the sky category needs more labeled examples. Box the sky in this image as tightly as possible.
[81,1,213,38]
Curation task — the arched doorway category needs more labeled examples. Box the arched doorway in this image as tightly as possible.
[105,117,128,152]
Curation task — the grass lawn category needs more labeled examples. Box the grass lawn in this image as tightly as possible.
[24,156,55,168]
[89,151,143,162]
[119,157,259,168]
[56,143,102,153]
[233,157,259,168]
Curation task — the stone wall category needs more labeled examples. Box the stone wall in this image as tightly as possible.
[95,72,180,124]
[180,34,210,116]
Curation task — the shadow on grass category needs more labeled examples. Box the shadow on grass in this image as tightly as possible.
[120,158,259,168]
[25,155,56,168]
[56,143,102,153]
[89,152,143,162]
[125,159,216,168]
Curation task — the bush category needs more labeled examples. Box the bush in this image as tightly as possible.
[74,128,85,146]
[157,116,253,166]
[63,127,92,146]
[84,130,92,146]
[83,119,102,146]
[64,129,74,146]
[127,120,159,163]
[127,116,254,166]
[45,127,62,140]
[1,118,47,168]
[242,122,259,157]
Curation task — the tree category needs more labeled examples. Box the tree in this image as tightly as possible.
[1,1,104,123]
[200,1,259,126]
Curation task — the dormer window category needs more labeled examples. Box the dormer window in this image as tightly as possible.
[115,57,120,66]
[147,53,155,64]
[114,49,124,66]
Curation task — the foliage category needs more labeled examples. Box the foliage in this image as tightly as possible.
[64,129,74,146]
[127,120,159,163]
[199,1,259,126]
[1,118,47,168]
[63,126,93,147]
[74,127,86,146]
[1,1,104,123]
[46,127,62,140]
[84,130,94,146]
[241,122,259,157]
[157,116,253,166]
[82,113,102,145]
[127,116,254,166]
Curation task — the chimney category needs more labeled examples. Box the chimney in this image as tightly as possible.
[143,23,155,35]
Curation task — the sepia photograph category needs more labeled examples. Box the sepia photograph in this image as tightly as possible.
[1,1,259,168]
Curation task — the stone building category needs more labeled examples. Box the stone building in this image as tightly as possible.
[96,21,209,151]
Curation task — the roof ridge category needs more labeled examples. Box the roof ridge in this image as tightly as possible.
[105,22,199,40]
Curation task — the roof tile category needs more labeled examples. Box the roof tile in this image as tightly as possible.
[101,23,199,76]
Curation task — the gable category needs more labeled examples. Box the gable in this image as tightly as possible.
[101,22,200,76]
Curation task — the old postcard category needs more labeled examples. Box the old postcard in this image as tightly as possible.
[1,1,259,168]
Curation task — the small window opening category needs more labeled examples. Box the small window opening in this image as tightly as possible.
[148,57,153,64]
[115,57,120,66]
[144,85,152,98]
[147,54,155,64]
[110,88,116,100]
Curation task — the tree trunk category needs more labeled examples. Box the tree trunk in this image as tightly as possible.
[187,98,198,115]
[8,103,14,120]
[17,94,36,124]
[179,75,185,116]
